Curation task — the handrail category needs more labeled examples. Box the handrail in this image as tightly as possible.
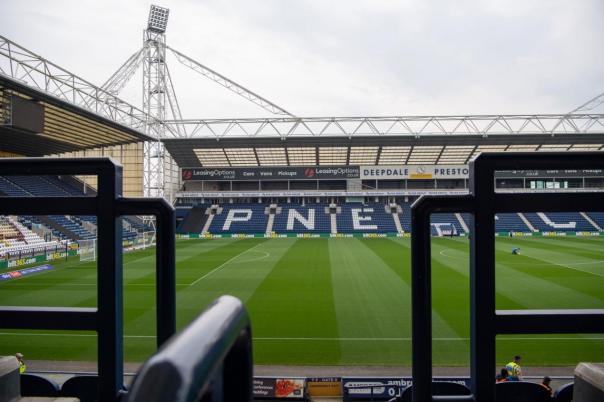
[128,295,253,402]
[410,151,604,402]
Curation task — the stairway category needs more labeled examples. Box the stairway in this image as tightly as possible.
[392,213,403,233]
[180,206,206,233]
[455,213,469,233]
[580,212,602,230]
[330,213,337,234]
[202,206,221,234]
[265,213,275,234]
[518,213,537,232]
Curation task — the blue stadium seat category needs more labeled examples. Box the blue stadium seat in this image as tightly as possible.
[495,213,532,232]
[554,382,573,402]
[524,212,596,232]
[20,373,60,397]
[495,381,552,402]
[399,381,471,402]
[60,375,100,402]
[0,175,144,241]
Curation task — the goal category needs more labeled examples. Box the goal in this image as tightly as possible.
[129,231,156,251]
[79,238,97,262]
[140,231,156,249]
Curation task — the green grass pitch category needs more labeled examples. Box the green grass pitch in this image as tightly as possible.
[0,237,603,367]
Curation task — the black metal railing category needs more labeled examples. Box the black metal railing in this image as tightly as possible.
[411,152,604,402]
[128,295,253,402]
[0,158,175,402]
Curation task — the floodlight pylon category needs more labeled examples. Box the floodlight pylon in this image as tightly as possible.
[142,15,179,200]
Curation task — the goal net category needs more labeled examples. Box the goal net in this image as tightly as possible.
[128,231,156,251]
[140,231,156,249]
[79,238,97,262]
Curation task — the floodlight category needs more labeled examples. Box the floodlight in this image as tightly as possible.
[148,5,170,33]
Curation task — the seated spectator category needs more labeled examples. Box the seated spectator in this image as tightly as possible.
[496,368,509,383]
[540,376,553,397]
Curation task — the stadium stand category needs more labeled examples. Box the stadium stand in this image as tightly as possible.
[0,175,143,245]
[430,213,464,235]
[524,212,598,232]
[0,216,61,257]
[174,199,604,236]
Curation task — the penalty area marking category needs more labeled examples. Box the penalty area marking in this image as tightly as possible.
[234,250,270,264]
[189,242,267,286]
[0,332,602,341]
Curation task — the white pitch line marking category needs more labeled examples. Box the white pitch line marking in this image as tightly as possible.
[0,332,601,341]
[538,258,604,278]
[189,242,265,287]
[45,283,191,287]
[438,249,604,277]
[253,336,604,341]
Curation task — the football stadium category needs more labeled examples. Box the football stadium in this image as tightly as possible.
[0,2,603,401]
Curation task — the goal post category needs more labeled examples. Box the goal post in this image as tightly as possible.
[141,230,156,249]
[79,238,97,262]
[129,231,156,251]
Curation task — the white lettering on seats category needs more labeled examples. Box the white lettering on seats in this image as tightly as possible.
[222,209,252,230]
[537,212,576,229]
[352,208,377,230]
[287,209,315,230]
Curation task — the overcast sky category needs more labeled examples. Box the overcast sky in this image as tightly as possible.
[2,0,603,118]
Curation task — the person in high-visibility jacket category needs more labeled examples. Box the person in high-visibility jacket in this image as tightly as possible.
[505,355,522,381]
[15,353,26,374]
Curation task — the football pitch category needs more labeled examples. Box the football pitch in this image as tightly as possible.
[0,236,603,367]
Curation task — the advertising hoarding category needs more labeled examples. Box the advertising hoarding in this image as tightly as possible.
[182,166,360,181]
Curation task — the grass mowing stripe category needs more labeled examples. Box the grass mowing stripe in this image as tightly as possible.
[492,243,604,307]
[125,239,249,286]
[362,238,465,340]
[330,238,412,365]
[507,236,604,258]
[247,239,341,365]
[176,238,297,332]
[189,241,266,286]
[175,239,264,285]
[498,243,604,279]
[431,239,525,310]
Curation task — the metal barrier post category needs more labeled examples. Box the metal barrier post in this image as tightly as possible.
[411,152,604,402]
[0,158,176,402]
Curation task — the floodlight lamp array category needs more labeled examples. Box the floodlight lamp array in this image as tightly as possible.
[148,5,169,33]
